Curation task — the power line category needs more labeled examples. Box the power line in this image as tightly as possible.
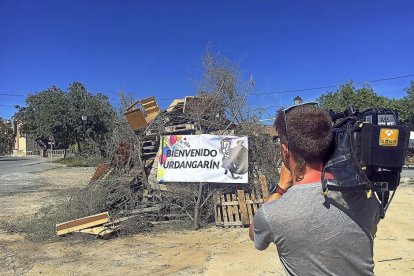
[253,85,337,96]
[252,74,414,96]
[369,74,414,83]
[0,93,26,97]
[0,104,17,108]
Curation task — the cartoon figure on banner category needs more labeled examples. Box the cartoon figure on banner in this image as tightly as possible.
[219,138,248,179]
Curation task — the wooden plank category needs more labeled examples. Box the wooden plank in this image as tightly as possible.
[222,221,243,226]
[164,124,194,133]
[145,112,158,123]
[245,193,254,223]
[232,193,241,223]
[124,109,147,130]
[145,106,159,114]
[212,193,221,225]
[56,212,110,236]
[76,226,117,240]
[229,193,238,224]
[77,226,105,235]
[250,192,257,215]
[221,201,239,206]
[226,194,234,222]
[90,163,111,181]
[142,189,148,203]
[259,175,269,200]
[166,99,185,112]
[221,194,229,224]
[237,190,249,225]
[221,199,264,205]
[216,195,222,225]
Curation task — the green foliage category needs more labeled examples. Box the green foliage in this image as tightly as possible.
[318,81,414,130]
[399,81,414,127]
[14,82,116,154]
[0,118,14,155]
[318,82,390,111]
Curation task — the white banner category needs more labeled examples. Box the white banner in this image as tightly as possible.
[157,134,248,183]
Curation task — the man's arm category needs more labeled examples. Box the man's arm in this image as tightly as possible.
[249,221,255,241]
[249,162,293,242]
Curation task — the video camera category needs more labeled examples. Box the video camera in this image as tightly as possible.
[322,107,410,218]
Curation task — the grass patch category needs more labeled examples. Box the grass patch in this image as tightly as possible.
[0,183,108,243]
[55,156,104,167]
[0,177,159,243]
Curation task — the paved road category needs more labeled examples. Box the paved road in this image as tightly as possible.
[0,156,61,196]
[0,156,48,174]
[402,168,414,178]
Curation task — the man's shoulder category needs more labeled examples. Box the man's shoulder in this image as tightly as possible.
[260,184,322,222]
[263,183,321,208]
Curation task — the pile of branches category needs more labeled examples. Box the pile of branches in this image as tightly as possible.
[21,51,281,241]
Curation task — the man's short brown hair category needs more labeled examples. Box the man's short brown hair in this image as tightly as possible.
[275,105,333,163]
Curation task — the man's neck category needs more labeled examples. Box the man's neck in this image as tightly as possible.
[293,161,324,185]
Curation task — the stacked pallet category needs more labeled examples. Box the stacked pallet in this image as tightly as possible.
[213,190,264,227]
[213,175,269,227]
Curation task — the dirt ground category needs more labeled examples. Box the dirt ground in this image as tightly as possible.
[0,165,413,275]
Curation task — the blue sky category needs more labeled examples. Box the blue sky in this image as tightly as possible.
[1,0,413,120]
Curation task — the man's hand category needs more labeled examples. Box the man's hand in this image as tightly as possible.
[266,162,293,203]
[279,162,293,191]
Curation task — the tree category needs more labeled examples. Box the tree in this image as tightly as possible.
[318,81,414,130]
[0,118,14,156]
[67,82,115,155]
[14,86,70,149]
[14,82,116,156]
[318,82,391,112]
[399,81,414,129]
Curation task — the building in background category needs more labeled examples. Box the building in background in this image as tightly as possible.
[13,122,27,156]
[293,96,304,105]
[12,122,43,156]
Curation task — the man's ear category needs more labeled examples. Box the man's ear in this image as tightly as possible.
[281,143,289,160]
[281,144,291,170]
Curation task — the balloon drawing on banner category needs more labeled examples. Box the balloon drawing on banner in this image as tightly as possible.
[157,134,248,183]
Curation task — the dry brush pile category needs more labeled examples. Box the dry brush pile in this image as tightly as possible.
[2,51,281,241]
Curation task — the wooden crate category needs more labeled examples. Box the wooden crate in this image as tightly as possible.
[214,190,264,227]
[164,123,195,133]
[124,108,147,130]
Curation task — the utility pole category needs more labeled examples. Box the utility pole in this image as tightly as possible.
[48,139,55,162]
[81,115,87,154]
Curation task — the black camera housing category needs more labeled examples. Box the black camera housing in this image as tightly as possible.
[322,107,410,218]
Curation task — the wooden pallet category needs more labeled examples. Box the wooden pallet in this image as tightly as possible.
[214,190,264,227]
[164,123,195,133]
[145,128,162,136]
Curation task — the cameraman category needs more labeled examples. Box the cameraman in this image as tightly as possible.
[249,103,380,275]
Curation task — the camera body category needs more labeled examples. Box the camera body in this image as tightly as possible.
[322,107,410,218]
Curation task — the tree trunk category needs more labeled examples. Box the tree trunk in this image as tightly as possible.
[193,183,204,230]
[76,137,81,153]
